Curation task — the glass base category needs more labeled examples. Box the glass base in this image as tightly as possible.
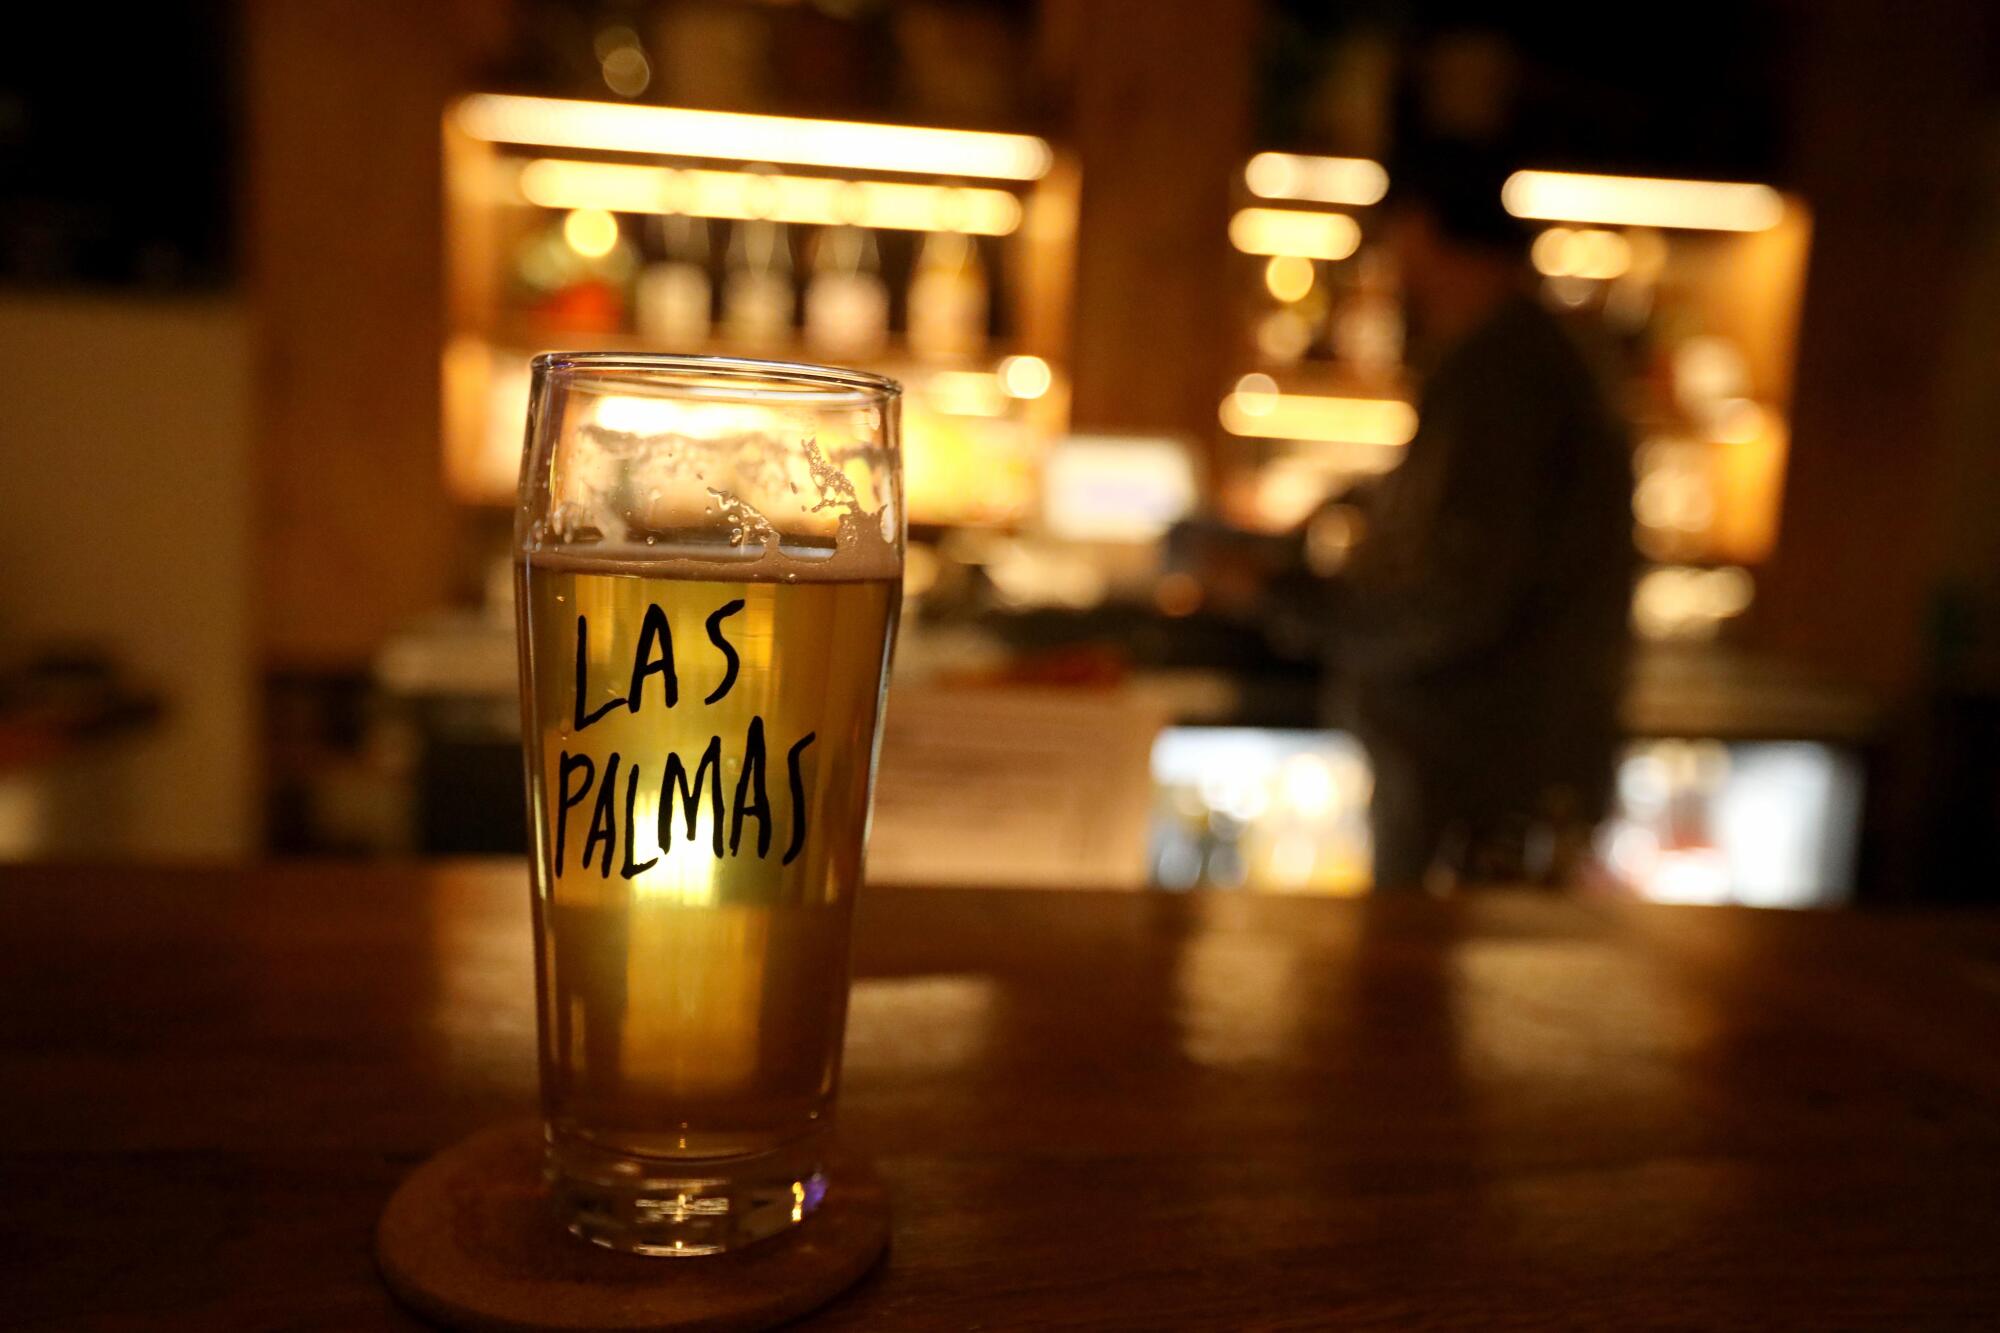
[545,1126,830,1256]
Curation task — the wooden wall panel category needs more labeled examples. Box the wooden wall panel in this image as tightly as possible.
[1757,0,1988,691]
[244,1,502,668]
[1061,0,1257,467]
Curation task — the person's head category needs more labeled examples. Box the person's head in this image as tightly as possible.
[1378,139,1528,332]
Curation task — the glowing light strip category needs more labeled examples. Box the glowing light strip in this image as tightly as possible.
[517,159,1022,234]
[1502,170,1783,232]
[1220,386,1416,447]
[1228,208,1361,260]
[458,93,1053,181]
[1245,152,1388,206]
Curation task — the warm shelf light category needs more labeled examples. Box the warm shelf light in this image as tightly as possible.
[521,160,666,213]
[1262,255,1316,302]
[1244,152,1389,207]
[517,159,1022,234]
[1502,170,1784,232]
[1220,382,1417,447]
[562,207,620,258]
[1529,226,1633,280]
[997,355,1053,400]
[1229,208,1361,260]
[458,93,1053,181]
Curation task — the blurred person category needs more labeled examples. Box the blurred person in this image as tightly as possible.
[1328,140,1635,890]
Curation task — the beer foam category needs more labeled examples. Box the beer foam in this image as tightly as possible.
[526,430,901,583]
[520,509,902,584]
[521,546,899,584]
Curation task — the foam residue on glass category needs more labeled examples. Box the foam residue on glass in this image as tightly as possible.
[525,389,899,582]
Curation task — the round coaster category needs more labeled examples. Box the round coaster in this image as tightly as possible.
[377,1121,889,1332]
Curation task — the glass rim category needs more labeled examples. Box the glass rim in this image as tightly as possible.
[530,350,902,402]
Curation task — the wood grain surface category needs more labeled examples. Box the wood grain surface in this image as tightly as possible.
[2,862,1997,1329]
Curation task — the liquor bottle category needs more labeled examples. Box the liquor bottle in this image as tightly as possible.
[721,219,795,345]
[804,225,889,359]
[907,230,988,363]
[634,213,712,347]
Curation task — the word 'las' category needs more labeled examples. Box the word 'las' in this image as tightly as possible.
[555,601,816,879]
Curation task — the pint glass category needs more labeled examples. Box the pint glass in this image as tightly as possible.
[513,353,902,1255]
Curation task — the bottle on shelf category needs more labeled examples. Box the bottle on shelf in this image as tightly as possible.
[907,230,989,363]
[804,225,889,359]
[634,213,712,347]
[721,219,796,346]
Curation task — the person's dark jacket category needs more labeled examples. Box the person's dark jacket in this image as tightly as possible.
[1336,293,1635,828]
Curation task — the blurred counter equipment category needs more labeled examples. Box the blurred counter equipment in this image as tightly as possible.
[0,651,162,860]
[367,571,1874,905]
[1149,726,1865,909]
[867,686,1163,890]
[369,609,522,856]
[1146,645,1874,907]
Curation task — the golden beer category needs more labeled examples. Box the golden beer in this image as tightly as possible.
[520,565,895,1166]
[512,351,902,1254]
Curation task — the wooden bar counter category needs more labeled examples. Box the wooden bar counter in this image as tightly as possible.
[3,863,1996,1328]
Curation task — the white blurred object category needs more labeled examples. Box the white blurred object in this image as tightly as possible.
[1644,846,1734,905]
[1599,739,1862,908]
[1142,727,1862,906]
[1041,434,1196,542]
[1149,728,1374,895]
[1715,744,1863,906]
[980,537,1108,609]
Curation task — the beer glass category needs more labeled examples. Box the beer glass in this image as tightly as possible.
[513,353,901,1255]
